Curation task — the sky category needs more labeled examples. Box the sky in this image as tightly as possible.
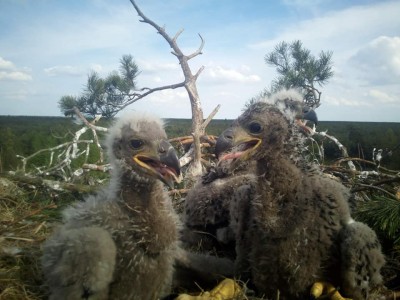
[0,0,399,122]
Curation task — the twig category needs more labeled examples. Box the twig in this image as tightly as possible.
[119,81,185,111]
[187,33,205,60]
[351,183,397,198]
[82,163,112,172]
[169,136,193,143]
[3,173,98,194]
[314,130,356,171]
[72,107,108,132]
[17,140,93,173]
[2,237,35,242]
[201,104,221,132]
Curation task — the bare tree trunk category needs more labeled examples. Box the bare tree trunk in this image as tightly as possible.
[129,0,206,178]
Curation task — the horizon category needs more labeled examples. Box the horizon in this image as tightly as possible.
[1,114,399,124]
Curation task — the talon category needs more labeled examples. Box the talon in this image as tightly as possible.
[310,281,324,299]
[209,278,241,299]
[310,281,352,300]
[175,278,242,300]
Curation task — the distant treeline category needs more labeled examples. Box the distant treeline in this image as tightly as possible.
[0,116,399,172]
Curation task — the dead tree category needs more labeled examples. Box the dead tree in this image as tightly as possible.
[14,1,218,186]
[129,0,209,178]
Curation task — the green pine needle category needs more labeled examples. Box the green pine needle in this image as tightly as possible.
[355,195,400,246]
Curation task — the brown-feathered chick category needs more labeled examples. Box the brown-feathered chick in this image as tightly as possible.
[217,92,385,300]
[183,89,317,256]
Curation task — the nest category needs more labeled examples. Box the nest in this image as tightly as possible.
[1,175,399,300]
[0,177,71,299]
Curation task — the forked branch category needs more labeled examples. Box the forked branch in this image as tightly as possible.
[129,0,209,177]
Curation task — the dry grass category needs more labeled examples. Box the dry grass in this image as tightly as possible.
[0,177,74,300]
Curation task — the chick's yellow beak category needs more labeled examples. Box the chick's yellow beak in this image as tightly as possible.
[133,140,181,188]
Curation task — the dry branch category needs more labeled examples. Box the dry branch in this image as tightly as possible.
[82,163,112,172]
[118,81,185,111]
[15,108,109,182]
[201,104,221,132]
[312,130,356,171]
[16,139,94,174]
[129,0,209,177]
[173,108,221,169]
[3,173,98,194]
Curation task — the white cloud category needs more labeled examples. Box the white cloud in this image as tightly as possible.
[0,57,15,70]
[44,65,84,77]
[90,64,103,73]
[367,89,397,104]
[44,64,105,77]
[246,1,400,122]
[204,65,261,83]
[324,95,372,107]
[153,76,162,83]
[138,60,179,74]
[351,36,400,85]
[130,88,191,118]
[0,70,32,81]
[0,57,31,81]
[249,1,400,56]
[0,89,30,101]
[148,89,188,103]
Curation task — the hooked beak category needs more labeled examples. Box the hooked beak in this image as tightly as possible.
[216,127,261,163]
[133,140,181,188]
[295,107,318,134]
[303,108,318,125]
[215,128,234,159]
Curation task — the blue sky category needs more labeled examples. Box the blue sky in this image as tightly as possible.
[0,0,399,122]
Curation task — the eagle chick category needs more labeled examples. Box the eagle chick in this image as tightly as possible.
[42,112,182,300]
[183,89,317,256]
[217,92,385,300]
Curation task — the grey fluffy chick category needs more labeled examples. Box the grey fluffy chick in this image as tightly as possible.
[217,93,385,299]
[41,112,183,300]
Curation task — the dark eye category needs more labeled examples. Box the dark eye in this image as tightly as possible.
[130,139,144,149]
[249,122,262,134]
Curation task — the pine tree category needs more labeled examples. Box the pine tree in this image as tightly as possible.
[58,54,139,119]
[263,40,333,108]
